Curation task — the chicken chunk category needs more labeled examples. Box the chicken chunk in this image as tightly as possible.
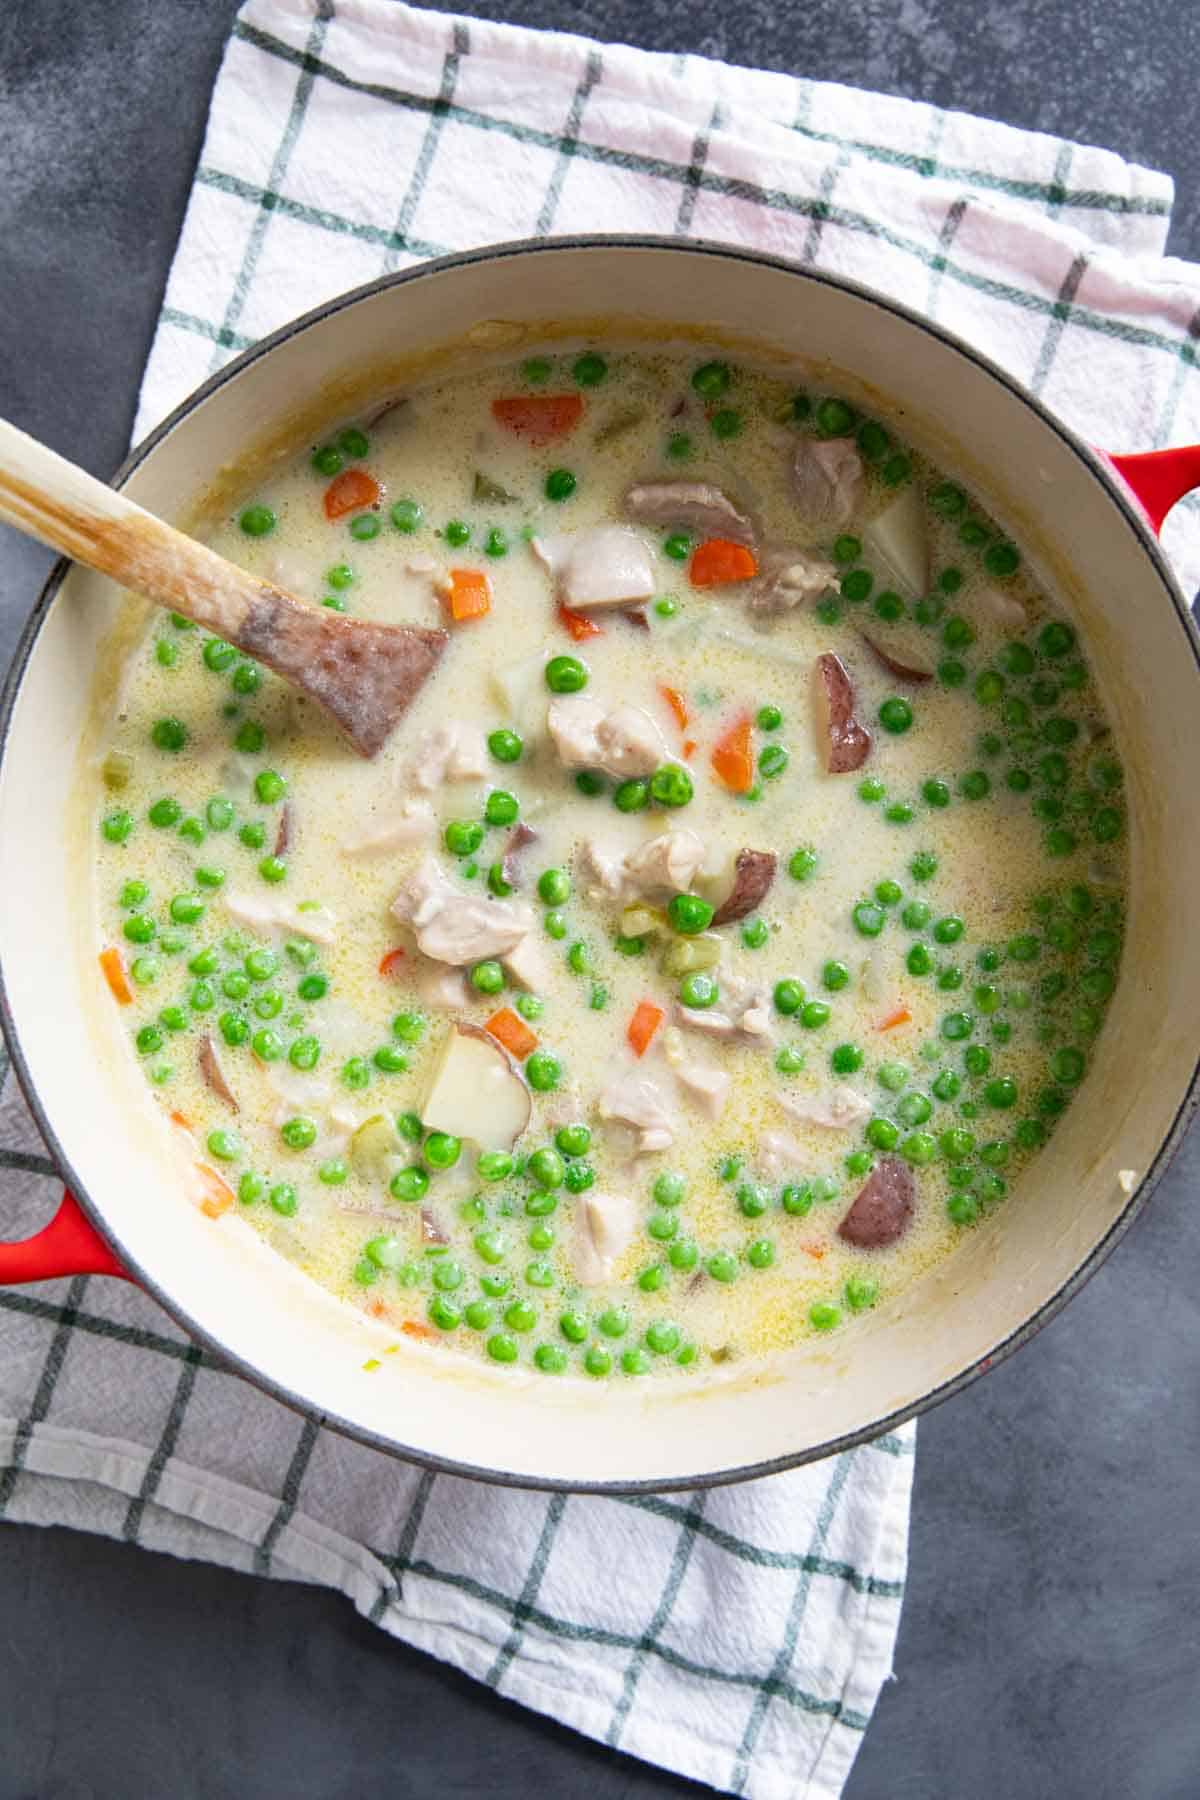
[411,957,470,1011]
[392,857,535,965]
[531,525,656,610]
[224,891,337,947]
[976,584,1028,631]
[792,438,864,527]
[675,971,774,1045]
[622,828,707,898]
[778,1085,873,1131]
[623,480,756,547]
[580,828,706,904]
[674,1060,731,1120]
[599,1072,677,1156]
[408,722,489,791]
[341,797,436,858]
[547,697,669,779]
[747,545,838,615]
[759,1130,805,1182]
[574,1189,639,1285]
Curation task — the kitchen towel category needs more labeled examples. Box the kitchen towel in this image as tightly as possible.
[5,3,1200,1797]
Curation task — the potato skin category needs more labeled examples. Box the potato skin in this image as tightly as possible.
[710,848,777,926]
[837,1155,915,1249]
[813,652,872,773]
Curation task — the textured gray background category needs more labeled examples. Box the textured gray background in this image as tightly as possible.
[3,3,1200,1797]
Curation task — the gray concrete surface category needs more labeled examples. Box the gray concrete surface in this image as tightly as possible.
[2,3,1199,1796]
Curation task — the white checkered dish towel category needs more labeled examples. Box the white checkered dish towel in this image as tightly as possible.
[5,3,1200,1796]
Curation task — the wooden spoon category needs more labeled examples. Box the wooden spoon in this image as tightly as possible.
[0,417,448,757]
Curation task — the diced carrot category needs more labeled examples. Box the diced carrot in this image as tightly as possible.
[801,1241,827,1261]
[711,716,754,793]
[170,1110,192,1132]
[368,1298,388,1318]
[446,567,492,623]
[558,601,603,641]
[486,1007,538,1060]
[491,393,584,445]
[878,1006,912,1033]
[690,538,758,588]
[682,738,697,760]
[401,1318,439,1342]
[627,999,664,1059]
[660,684,690,731]
[195,1163,235,1219]
[98,946,132,1006]
[323,467,382,520]
[378,947,406,977]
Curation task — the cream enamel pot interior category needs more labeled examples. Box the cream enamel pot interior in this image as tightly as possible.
[2,238,1199,1493]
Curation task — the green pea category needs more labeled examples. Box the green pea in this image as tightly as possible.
[757,744,789,781]
[422,1131,460,1172]
[651,763,695,808]
[809,1302,841,1332]
[148,796,182,829]
[238,504,276,537]
[910,852,938,883]
[691,359,731,398]
[667,1237,699,1271]
[679,972,719,1009]
[884,802,915,826]
[853,901,885,937]
[879,698,913,734]
[1039,620,1076,659]
[831,1043,863,1075]
[706,1251,738,1284]
[939,660,967,688]
[788,847,818,882]
[771,978,803,1017]
[663,532,692,562]
[822,960,850,993]
[896,1091,932,1126]
[389,1165,429,1204]
[859,778,886,804]
[219,1011,248,1047]
[268,1183,297,1217]
[984,1076,1018,1109]
[545,654,588,695]
[757,704,783,731]
[868,1117,900,1151]
[666,431,693,461]
[525,1051,561,1093]
[741,918,769,950]
[815,397,855,436]
[666,892,713,936]
[800,1000,830,1029]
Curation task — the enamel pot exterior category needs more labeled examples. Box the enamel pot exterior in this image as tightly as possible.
[2,239,1198,1492]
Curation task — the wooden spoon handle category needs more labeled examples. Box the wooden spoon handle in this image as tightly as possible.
[0,415,259,641]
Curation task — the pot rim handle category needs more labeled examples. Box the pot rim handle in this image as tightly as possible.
[0,1188,130,1284]
[1101,444,1200,536]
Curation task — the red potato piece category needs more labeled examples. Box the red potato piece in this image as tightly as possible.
[501,821,538,887]
[837,1155,915,1249]
[621,607,650,631]
[420,1206,450,1246]
[274,802,293,858]
[198,1036,238,1112]
[813,652,872,773]
[859,632,934,684]
[710,849,778,926]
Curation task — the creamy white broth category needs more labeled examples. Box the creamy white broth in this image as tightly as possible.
[90,347,1127,1378]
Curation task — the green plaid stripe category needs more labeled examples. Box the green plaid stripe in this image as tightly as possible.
[535,50,603,236]
[787,116,1169,218]
[383,19,470,270]
[674,102,723,236]
[605,1490,708,1747]
[209,0,334,368]
[254,1411,321,1575]
[485,1490,568,1686]
[386,1550,873,1731]
[0,1274,89,1518]
[122,1342,204,1540]
[180,20,1188,376]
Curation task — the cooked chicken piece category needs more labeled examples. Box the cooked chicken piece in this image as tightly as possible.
[792,438,864,527]
[341,797,436,858]
[976,584,1028,631]
[411,957,470,1011]
[759,1130,805,1182]
[392,857,535,965]
[531,525,656,610]
[409,722,488,791]
[574,1189,639,1285]
[599,1072,677,1156]
[224,891,337,947]
[622,828,706,898]
[778,1085,873,1130]
[547,697,669,779]
[623,480,756,547]
[746,545,838,615]
[675,970,774,1045]
[579,828,706,905]
[581,838,630,899]
[674,1060,731,1120]
[500,933,552,992]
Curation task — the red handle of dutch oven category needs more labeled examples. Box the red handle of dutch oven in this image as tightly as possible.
[0,1189,130,1284]
[2,443,1198,1290]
